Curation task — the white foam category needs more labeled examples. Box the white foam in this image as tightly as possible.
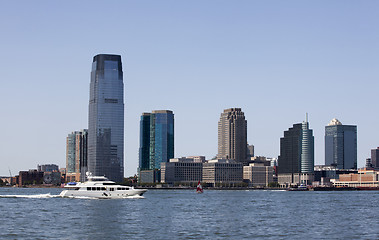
[0,193,145,199]
[124,195,145,199]
[0,193,60,198]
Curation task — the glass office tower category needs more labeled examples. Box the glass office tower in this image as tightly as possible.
[278,123,303,175]
[88,54,124,182]
[279,118,314,174]
[138,110,174,169]
[139,113,151,171]
[301,117,314,173]
[149,110,174,169]
[325,119,357,169]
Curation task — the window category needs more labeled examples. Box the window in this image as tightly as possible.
[105,98,118,104]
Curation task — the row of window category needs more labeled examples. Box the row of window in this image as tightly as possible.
[86,187,130,191]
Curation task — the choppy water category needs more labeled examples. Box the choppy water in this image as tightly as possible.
[0,187,378,239]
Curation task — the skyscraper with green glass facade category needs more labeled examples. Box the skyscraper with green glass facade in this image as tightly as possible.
[138,110,174,182]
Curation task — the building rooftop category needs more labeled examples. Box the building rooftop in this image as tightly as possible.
[328,118,342,126]
[152,110,173,114]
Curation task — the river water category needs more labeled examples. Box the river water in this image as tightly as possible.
[0,187,378,239]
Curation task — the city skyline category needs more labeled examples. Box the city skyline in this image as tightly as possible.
[1,1,379,177]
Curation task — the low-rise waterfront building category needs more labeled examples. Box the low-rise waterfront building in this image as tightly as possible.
[18,170,44,186]
[243,162,273,187]
[139,169,160,183]
[203,159,243,187]
[331,168,379,188]
[161,157,204,184]
[313,165,358,187]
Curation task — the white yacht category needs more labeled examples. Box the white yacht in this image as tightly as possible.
[60,174,147,199]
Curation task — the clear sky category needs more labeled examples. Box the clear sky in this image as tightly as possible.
[0,1,378,177]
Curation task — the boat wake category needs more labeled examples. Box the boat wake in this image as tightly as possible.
[0,194,145,199]
[0,193,60,198]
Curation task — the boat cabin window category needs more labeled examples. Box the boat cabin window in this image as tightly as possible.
[90,178,109,181]
[110,188,114,191]
[117,187,129,191]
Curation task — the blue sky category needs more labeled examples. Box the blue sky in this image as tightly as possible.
[0,1,378,177]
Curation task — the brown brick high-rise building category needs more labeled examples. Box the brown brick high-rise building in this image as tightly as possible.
[217,108,248,165]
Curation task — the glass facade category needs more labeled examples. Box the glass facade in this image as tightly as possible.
[150,111,174,170]
[139,113,151,171]
[371,148,379,169]
[278,120,314,174]
[301,121,314,173]
[88,54,124,183]
[138,110,174,178]
[278,123,302,174]
[325,125,357,169]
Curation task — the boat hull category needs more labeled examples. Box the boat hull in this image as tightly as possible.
[60,189,147,199]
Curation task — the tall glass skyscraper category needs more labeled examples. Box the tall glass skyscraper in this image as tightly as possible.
[278,116,314,183]
[278,123,303,175]
[139,113,151,171]
[301,116,314,174]
[88,54,124,182]
[138,110,174,174]
[325,119,357,169]
[150,110,174,169]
